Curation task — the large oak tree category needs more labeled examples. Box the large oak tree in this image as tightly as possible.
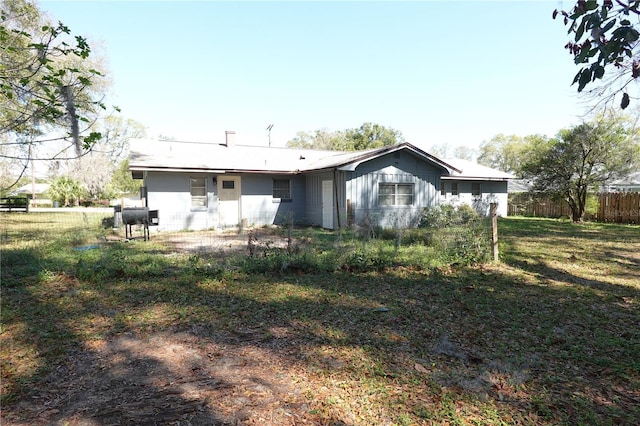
[477,134,550,177]
[521,117,639,221]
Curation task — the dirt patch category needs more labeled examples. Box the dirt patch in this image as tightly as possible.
[3,330,312,425]
[151,228,294,255]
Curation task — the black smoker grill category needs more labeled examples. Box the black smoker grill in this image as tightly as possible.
[121,207,159,241]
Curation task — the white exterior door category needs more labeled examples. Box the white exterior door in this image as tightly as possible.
[218,176,241,227]
[322,180,333,229]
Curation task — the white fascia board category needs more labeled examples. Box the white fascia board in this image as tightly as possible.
[335,144,461,174]
[441,176,511,181]
[129,166,227,173]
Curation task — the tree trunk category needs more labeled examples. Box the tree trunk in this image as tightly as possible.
[572,208,582,222]
[567,196,584,222]
[575,187,587,222]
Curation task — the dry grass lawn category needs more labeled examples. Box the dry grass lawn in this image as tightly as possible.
[1,213,639,425]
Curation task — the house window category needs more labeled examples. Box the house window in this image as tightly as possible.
[190,177,207,207]
[440,183,446,197]
[451,182,459,197]
[222,180,235,189]
[472,182,482,198]
[273,179,291,200]
[379,183,414,206]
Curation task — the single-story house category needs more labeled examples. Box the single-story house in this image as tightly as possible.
[129,132,513,231]
[10,183,52,206]
[606,171,640,192]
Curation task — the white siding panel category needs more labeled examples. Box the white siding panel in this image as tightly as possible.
[145,172,217,231]
[441,180,509,217]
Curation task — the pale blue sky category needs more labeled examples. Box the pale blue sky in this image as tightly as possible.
[41,0,586,152]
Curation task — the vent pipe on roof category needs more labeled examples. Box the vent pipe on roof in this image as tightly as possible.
[225,131,236,147]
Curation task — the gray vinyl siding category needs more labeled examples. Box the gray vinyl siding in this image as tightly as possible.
[304,170,347,229]
[345,152,441,228]
[141,148,509,232]
[240,174,306,226]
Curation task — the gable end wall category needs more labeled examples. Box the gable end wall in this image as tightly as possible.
[345,152,441,228]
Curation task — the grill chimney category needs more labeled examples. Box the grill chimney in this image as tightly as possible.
[225,131,236,147]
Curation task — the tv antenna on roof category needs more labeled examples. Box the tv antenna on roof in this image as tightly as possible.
[266,124,274,147]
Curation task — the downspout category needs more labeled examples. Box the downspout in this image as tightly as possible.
[333,168,341,229]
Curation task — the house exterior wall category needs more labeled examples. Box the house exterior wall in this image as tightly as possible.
[606,171,640,192]
[304,171,347,229]
[145,171,218,231]
[240,174,306,226]
[145,172,308,231]
[139,150,510,232]
[345,152,441,228]
[440,180,509,217]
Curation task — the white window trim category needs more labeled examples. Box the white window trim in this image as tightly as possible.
[378,182,414,206]
[190,176,207,209]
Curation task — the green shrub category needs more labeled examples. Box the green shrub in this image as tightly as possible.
[418,204,480,228]
[415,205,489,265]
[585,193,599,219]
[75,245,182,282]
[342,248,393,272]
[426,223,490,265]
[375,227,432,246]
[456,204,479,224]
[239,243,399,275]
[240,248,329,274]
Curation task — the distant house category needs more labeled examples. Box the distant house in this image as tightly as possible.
[440,158,515,217]
[10,183,52,206]
[129,132,513,231]
[607,171,640,192]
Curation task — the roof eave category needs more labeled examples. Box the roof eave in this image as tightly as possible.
[332,143,462,173]
[441,176,512,181]
[129,166,302,175]
[130,166,227,174]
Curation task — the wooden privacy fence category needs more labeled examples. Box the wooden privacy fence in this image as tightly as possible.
[598,192,640,224]
[508,192,640,224]
[508,193,573,218]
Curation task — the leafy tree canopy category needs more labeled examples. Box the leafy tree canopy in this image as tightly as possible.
[287,128,346,150]
[477,134,549,177]
[69,152,112,199]
[43,115,146,199]
[343,122,405,151]
[555,0,640,108]
[109,158,142,196]
[1,0,109,158]
[521,114,640,221]
[428,143,477,161]
[451,145,476,161]
[287,123,404,151]
[90,115,147,165]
